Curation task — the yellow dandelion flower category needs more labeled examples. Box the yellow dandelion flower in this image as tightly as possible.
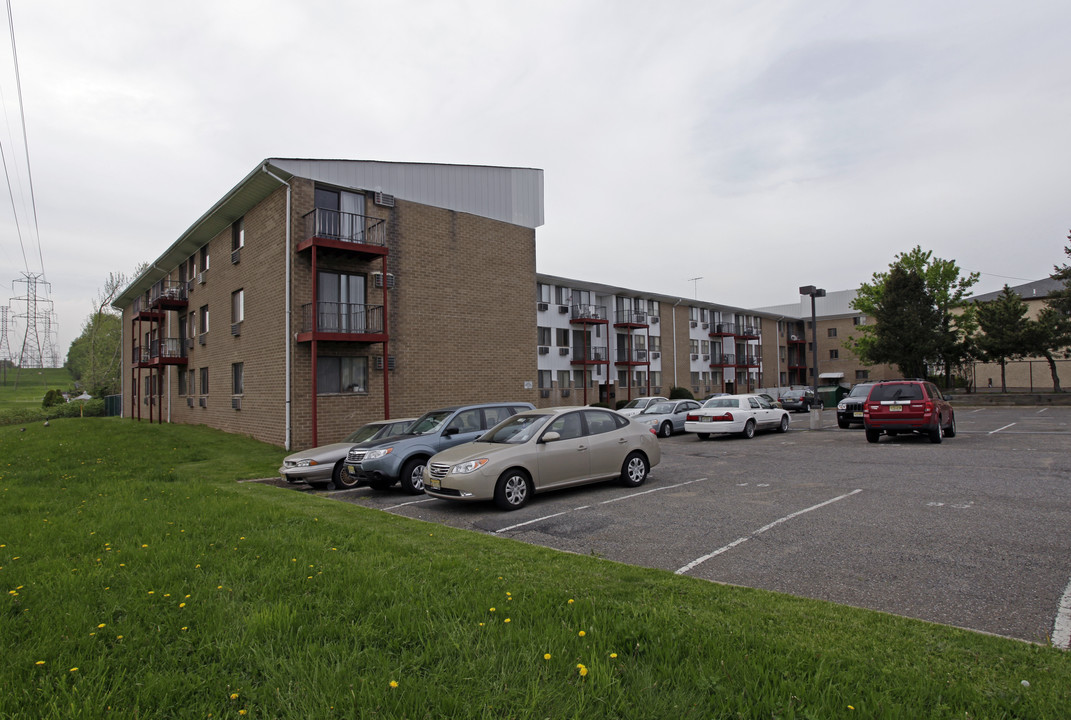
[239,711,247,716]
[479,622,485,627]
[489,607,495,612]
[610,653,618,659]
[230,693,239,700]
[97,623,106,628]
[116,635,123,640]
[544,653,551,660]
[181,626,188,631]
[389,680,399,689]
[504,618,511,623]
[179,603,186,608]
[69,667,78,672]
[35,661,45,666]
[568,598,574,604]
[578,630,586,637]
[579,666,588,677]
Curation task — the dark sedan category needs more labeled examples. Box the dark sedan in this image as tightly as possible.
[779,388,821,412]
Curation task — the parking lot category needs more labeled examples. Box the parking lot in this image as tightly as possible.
[261,405,1071,646]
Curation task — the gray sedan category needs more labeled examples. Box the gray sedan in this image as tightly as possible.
[279,418,415,489]
[635,399,702,438]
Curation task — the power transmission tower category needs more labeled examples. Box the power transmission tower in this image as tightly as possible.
[0,305,12,384]
[12,271,51,370]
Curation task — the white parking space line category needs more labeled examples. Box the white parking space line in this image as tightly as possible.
[989,423,1017,434]
[494,478,709,534]
[675,489,864,575]
[1052,576,1071,650]
[384,498,437,510]
[1038,408,1049,414]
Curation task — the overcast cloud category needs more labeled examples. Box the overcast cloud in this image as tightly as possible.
[1,0,1069,357]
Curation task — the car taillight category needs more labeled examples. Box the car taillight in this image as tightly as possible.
[711,412,734,422]
[686,414,699,422]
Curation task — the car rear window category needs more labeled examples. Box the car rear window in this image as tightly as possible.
[703,398,738,409]
[869,383,923,402]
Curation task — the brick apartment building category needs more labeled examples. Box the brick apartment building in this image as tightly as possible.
[113,159,544,450]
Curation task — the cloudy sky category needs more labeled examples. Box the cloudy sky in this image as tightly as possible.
[1,0,1069,358]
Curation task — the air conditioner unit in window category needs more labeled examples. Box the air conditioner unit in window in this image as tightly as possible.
[186,280,194,294]
[232,397,242,410]
[374,191,395,207]
[652,352,660,360]
[559,347,569,356]
[537,302,548,311]
[231,249,240,264]
[198,272,206,284]
[561,389,570,397]
[650,316,659,324]
[690,321,697,328]
[187,338,194,350]
[231,323,241,336]
[199,333,207,346]
[374,355,396,371]
[372,272,396,289]
[539,389,550,398]
[538,346,549,355]
[187,397,194,408]
[558,305,569,314]
[199,397,207,408]
[690,353,698,360]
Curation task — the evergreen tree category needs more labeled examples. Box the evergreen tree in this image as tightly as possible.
[865,266,942,379]
[975,286,1029,392]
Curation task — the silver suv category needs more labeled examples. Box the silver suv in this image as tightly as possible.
[344,402,534,494]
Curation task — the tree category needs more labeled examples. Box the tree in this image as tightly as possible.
[974,286,1029,392]
[850,246,979,387]
[861,266,942,379]
[1023,306,1070,392]
[65,272,128,397]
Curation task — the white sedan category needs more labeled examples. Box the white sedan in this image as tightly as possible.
[684,394,790,439]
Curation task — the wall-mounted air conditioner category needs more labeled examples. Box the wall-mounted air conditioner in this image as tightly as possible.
[558,305,569,314]
[372,272,396,289]
[539,389,550,398]
[537,302,548,311]
[198,397,207,408]
[650,316,659,324]
[561,389,571,397]
[374,191,395,207]
[231,323,241,337]
[186,397,194,408]
[652,352,660,360]
[198,272,206,285]
[538,346,549,355]
[374,356,396,371]
[232,397,242,410]
[689,321,697,328]
[199,333,207,346]
[231,249,240,265]
[559,347,569,356]
[187,338,194,350]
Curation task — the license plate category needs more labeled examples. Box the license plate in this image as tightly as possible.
[426,477,440,489]
[890,405,902,412]
[853,411,863,417]
[347,465,358,474]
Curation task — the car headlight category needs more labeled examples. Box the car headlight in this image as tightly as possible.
[837,403,847,410]
[364,447,393,461]
[295,459,318,467]
[451,458,488,474]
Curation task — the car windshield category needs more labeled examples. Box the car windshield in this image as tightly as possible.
[642,402,675,414]
[702,398,738,409]
[869,384,923,402]
[783,391,803,399]
[621,398,647,409]
[847,384,873,398]
[345,423,387,443]
[407,411,454,435]
[481,414,551,444]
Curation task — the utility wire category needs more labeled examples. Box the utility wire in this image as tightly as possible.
[5,0,41,278]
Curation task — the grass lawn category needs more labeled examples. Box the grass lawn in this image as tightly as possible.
[0,367,75,413]
[2,419,1069,719]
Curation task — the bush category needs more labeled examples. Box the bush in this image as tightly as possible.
[0,398,105,427]
[615,399,629,410]
[42,389,66,408]
[669,386,694,400]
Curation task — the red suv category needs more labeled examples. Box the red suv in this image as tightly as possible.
[862,380,956,444]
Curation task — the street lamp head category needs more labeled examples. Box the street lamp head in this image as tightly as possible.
[815,288,826,298]
[799,285,816,295]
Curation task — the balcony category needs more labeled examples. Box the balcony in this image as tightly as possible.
[614,349,649,366]
[149,281,188,311]
[131,297,164,321]
[298,302,387,343]
[739,354,760,367]
[570,346,609,365]
[298,208,388,256]
[133,339,188,367]
[737,325,760,340]
[709,322,736,337]
[709,353,736,367]
[613,310,648,328]
[569,305,607,324]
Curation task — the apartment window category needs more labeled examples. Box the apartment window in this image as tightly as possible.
[573,370,585,388]
[651,371,661,388]
[634,371,647,387]
[617,370,628,387]
[537,283,550,303]
[187,255,196,278]
[856,369,870,380]
[538,370,552,389]
[690,371,699,388]
[317,356,368,394]
[827,327,838,338]
[178,371,187,396]
[689,306,699,322]
[557,370,571,388]
[188,311,196,338]
[188,369,195,394]
[689,339,699,354]
[200,367,209,395]
[854,316,867,326]
[700,340,709,354]
[648,299,659,316]
[537,326,551,346]
[199,244,209,272]
[231,362,244,395]
[555,328,569,347]
[199,305,209,334]
[232,218,245,251]
[829,349,839,360]
[650,336,661,352]
[555,286,569,304]
[232,289,244,324]
[318,271,366,332]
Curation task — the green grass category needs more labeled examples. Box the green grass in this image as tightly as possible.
[2,419,1070,719]
[0,367,74,411]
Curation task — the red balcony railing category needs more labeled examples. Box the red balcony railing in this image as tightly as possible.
[300,302,385,336]
[571,346,609,364]
[570,305,607,322]
[613,310,648,327]
[302,209,387,249]
[615,349,650,365]
[709,353,736,367]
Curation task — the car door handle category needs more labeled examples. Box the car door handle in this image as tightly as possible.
[617,438,627,444]
[577,445,587,451]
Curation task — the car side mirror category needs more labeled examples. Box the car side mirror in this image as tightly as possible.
[443,427,460,437]
[541,431,561,443]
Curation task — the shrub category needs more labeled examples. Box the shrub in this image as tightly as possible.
[669,386,694,400]
[42,389,66,408]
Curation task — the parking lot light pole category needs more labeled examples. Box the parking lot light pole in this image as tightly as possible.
[799,285,826,428]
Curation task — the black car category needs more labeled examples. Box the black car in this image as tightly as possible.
[779,388,820,412]
[836,383,876,428]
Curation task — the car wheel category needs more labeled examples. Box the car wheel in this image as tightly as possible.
[334,461,359,489]
[399,458,427,494]
[777,415,789,433]
[658,421,673,438]
[369,478,392,491]
[837,418,850,429]
[696,432,709,441]
[494,470,531,510]
[741,419,756,439]
[945,413,957,438]
[308,481,330,490]
[620,452,649,487]
[865,428,880,443]
[929,418,943,444]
